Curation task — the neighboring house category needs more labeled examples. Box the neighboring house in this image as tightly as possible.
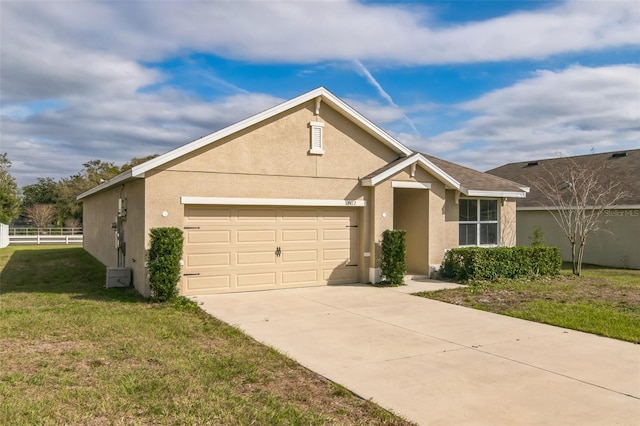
[487,150,640,269]
[78,87,528,296]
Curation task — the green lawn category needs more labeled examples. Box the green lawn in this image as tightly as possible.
[0,246,412,425]
[416,265,640,343]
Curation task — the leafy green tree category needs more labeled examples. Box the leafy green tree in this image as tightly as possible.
[56,160,120,225]
[0,153,21,224]
[22,177,58,207]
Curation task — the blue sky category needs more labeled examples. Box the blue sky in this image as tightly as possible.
[1,0,638,186]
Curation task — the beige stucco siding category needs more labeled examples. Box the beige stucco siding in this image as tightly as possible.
[82,178,146,294]
[427,187,458,268]
[516,209,640,269]
[159,101,400,179]
[83,186,120,268]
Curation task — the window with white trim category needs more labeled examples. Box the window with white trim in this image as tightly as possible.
[459,199,499,246]
[309,121,324,155]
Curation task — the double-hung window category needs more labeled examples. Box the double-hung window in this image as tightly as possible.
[459,199,498,246]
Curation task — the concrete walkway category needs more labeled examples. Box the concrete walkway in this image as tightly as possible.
[192,281,640,426]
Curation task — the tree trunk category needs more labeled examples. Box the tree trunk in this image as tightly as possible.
[576,241,586,277]
[571,241,578,275]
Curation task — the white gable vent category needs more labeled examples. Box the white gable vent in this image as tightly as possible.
[309,121,324,155]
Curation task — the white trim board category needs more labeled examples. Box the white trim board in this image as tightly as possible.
[517,205,640,211]
[181,196,366,207]
[391,181,432,189]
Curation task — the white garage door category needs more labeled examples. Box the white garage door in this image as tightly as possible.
[182,206,359,295]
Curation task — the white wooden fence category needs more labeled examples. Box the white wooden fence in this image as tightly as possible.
[8,227,83,245]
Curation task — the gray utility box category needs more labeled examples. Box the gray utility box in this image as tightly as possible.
[106,267,132,288]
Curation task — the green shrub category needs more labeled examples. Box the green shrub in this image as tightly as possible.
[441,246,561,282]
[148,227,184,302]
[380,229,406,285]
[529,225,546,246]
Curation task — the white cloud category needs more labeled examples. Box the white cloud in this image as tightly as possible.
[421,65,640,170]
[2,90,283,185]
[2,1,638,69]
[1,0,638,184]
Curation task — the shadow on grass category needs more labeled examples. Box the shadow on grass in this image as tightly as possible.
[0,246,144,303]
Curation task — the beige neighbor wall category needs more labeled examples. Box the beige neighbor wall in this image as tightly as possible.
[500,200,518,247]
[82,179,146,294]
[517,209,640,269]
[143,100,401,294]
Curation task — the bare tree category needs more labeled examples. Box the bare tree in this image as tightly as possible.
[531,157,628,276]
[25,204,57,229]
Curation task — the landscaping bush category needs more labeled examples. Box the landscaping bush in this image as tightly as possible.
[380,229,406,285]
[441,246,561,282]
[148,227,184,302]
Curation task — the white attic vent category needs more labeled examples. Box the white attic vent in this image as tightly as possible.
[309,121,324,155]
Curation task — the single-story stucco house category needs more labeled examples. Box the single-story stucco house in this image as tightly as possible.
[487,149,640,269]
[78,87,528,296]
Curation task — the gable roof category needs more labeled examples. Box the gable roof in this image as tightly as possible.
[487,149,640,208]
[78,87,412,200]
[78,87,528,201]
[362,152,529,198]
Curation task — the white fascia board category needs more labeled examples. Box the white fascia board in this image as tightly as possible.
[517,204,640,211]
[464,190,528,198]
[181,196,366,207]
[76,170,133,200]
[391,181,432,189]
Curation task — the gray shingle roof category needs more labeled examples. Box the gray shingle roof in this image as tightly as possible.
[421,153,529,194]
[486,149,640,208]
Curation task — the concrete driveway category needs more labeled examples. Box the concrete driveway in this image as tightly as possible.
[193,281,640,426]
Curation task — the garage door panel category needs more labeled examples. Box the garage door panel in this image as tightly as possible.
[185,275,230,290]
[187,253,230,267]
[281,209,319,221]
[237,208,277,221]
[237,251,276,265]
[237,272,277,287]
[281,249,317,264]
[323,228,351,241]
[183,206,358,294]
[186,230,231,244]
[282,269,318,284]
[237,229,277,243]
[282,229,318,242]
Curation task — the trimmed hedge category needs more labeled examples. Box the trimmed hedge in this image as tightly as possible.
[380,229,406,285]
[148,227,184,302]
[441,246,562,282]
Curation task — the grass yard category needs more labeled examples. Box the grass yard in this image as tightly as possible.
[0,246,412,425]
[416,265,640,343]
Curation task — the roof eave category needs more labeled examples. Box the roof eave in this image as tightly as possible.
[76,169,135,201]
[464,189,528,198]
